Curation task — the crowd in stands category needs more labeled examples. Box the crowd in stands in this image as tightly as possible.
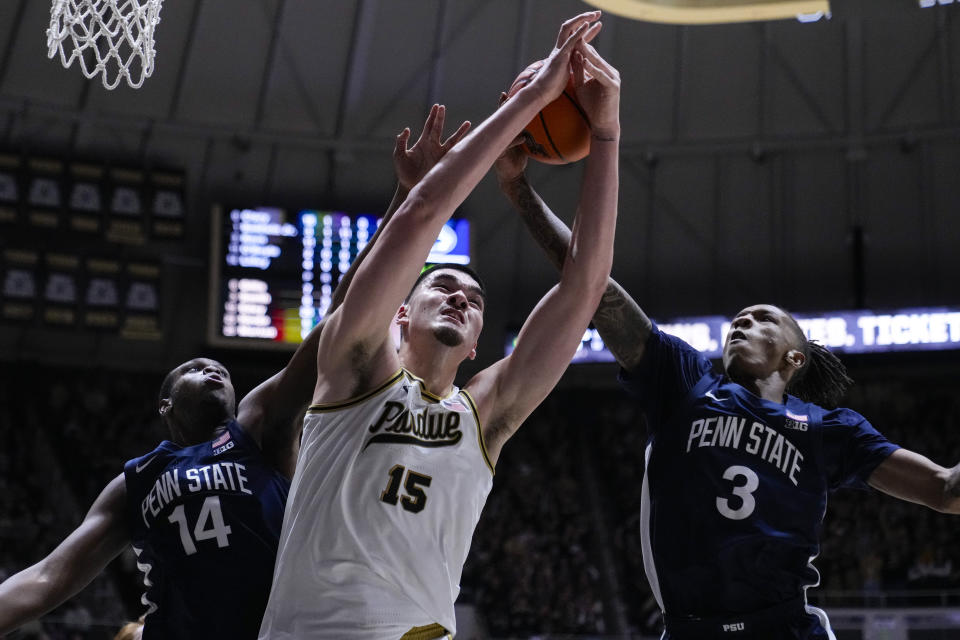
[1,361,959,638]
[813,379,960,606]
[0,366,161,639]
[461,398,608,637]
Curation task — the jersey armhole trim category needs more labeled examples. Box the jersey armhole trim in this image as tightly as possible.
[461,388,495,476]
[307,369,405,413]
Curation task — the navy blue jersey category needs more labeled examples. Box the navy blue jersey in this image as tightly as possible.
[124,420,290,640]
[620,325,898,622]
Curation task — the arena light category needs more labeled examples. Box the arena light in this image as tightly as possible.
[580,0,830,24]
[796,11,829,22]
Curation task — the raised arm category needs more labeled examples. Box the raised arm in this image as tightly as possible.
[238,107,471,477]
[469,34,620,462]
[329,107,472,313]
[0,474,129,634]
[869,449,960,514]
[314,16,599,403]
[495,126,651,371]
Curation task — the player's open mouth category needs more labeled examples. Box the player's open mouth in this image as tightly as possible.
[729,330,746,342]
[441,309,465,324]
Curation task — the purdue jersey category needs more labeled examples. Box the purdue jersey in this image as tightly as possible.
[124,420,290,640]
[621,325,899,634]
[259,369,494,640]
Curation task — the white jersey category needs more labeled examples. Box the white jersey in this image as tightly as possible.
[259,369,494,639]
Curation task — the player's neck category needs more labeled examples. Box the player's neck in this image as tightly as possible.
[398,340,461,398]
[170,417,231,446]
[732,372,788,405]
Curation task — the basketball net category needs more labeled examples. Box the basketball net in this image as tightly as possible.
[47,0,164,90]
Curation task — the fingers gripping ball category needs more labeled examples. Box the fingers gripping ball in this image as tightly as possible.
[507,60,591,165]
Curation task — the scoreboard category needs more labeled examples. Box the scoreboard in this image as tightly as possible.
[208,205,471,349]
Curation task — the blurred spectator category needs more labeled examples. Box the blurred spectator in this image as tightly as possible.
[462,398,607,638]
[0,364,161,638]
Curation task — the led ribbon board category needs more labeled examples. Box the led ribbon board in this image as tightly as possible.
[505,308,960,363]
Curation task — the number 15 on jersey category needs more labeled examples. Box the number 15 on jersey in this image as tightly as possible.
[380,464,432,514]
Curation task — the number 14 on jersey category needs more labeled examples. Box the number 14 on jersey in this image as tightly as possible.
[168,496,232,555]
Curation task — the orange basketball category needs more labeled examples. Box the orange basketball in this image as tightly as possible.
[506,60,591,165]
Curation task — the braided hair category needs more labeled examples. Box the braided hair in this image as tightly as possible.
[781,311,854,409]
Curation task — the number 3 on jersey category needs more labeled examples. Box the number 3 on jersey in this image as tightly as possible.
[380,464,432,514]
[716,465,759,520]
[168,496,232,555]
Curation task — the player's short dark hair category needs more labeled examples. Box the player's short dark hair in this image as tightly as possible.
[159,366,178,404]
[406,263,487,303]
[780,308,854,409]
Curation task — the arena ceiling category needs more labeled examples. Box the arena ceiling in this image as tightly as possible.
[1,0,958,368]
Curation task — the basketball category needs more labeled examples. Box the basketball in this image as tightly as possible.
[506,60,591,165]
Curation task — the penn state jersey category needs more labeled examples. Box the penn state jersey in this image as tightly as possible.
[124,420,290,640]
[259,369,494,640]
[620,325,899,626]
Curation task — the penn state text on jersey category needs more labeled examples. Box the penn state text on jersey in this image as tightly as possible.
[125,420,289,640]
[621,325,898,633]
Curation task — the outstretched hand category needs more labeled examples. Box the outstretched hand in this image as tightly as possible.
[553,10,602,53]
[571,40,621,140]
[529,12,602,105]
[394,104,471,191]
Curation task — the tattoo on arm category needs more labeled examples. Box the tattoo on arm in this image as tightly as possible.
[592,280,653,371]
[504,175,653,370]
[505,175,569,273]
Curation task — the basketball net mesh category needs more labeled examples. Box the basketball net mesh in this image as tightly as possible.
[46,0,164,90]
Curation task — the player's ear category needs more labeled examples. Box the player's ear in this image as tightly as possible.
[785,348,805,371]
[468,341,477,360]
[158,397,172,417]
[395,304,409,328]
